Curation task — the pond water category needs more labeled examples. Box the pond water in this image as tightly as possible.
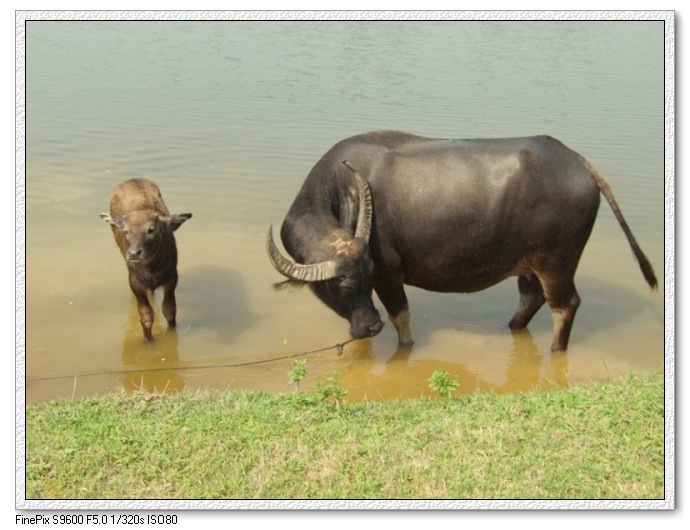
[24,20,666,403]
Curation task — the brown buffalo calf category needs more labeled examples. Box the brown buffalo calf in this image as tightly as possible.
[101,178,192,341]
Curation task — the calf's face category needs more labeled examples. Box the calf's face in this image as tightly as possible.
[101,211,191,262]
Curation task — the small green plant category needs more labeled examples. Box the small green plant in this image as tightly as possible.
[287,359,308,391]
[428,370,459,400]
[313,371,347,409]
[286,364,347,409]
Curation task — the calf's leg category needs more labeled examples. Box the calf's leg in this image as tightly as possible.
[130,285,155,341]
[161,278,178,328]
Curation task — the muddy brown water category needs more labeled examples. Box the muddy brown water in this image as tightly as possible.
[24,21,666,404]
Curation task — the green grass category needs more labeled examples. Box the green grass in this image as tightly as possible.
[24,370,665,500]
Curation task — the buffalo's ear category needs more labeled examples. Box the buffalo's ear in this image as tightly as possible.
[101,213,124,230]
[168,213,192,232]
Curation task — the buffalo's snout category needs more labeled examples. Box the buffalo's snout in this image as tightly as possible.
[350,319,384,340]
[350,307,384,340]
[127,248,144,261]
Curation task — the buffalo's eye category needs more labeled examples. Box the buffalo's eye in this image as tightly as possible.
[147,225,156,234]
[339,277,357,296]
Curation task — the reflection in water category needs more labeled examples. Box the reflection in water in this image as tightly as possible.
[120,298,185,394]
[334,329,571,402]
[504,329,569,393]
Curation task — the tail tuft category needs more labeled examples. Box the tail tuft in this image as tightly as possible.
[638,253,658,290]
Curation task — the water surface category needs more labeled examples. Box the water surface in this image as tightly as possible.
[25,21,665,403]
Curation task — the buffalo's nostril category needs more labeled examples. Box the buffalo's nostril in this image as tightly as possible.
[127,248,143,260]
[370,320,384,335]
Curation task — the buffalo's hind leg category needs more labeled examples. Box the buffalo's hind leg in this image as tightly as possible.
[541,275,581,352]
[509,274,546,330]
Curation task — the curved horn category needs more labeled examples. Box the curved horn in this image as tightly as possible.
[342,160,373,242]
[266,225,339,282]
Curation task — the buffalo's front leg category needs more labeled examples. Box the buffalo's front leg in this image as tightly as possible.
[373,277,413,346]
[390,307,413,346]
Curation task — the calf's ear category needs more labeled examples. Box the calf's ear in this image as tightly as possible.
[100,213,124,230]
[167,213,193,232]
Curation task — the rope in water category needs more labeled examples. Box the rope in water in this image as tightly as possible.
[26,338,356,384]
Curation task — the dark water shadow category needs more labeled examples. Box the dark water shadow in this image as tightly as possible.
[176,264,259,344]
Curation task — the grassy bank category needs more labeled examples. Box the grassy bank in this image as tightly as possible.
[25,370,665,500]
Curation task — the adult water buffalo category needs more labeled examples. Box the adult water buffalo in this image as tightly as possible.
[266,131,657,352]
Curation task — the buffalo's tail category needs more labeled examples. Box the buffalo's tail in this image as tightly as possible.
[581,156,658,289]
